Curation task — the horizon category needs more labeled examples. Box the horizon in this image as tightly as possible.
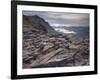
[23,11,89,27]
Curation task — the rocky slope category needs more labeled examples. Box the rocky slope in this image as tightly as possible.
[23,15,89,68]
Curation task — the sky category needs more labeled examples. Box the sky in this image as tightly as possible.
[23,11,89,27]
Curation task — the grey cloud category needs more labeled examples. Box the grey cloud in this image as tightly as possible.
[23,11,89,27]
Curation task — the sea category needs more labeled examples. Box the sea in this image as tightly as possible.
[53,26,89,39]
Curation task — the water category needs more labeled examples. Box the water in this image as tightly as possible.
[54,26,89,38]
[55,28,76,34]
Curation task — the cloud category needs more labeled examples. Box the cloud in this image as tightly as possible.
[23,11,89,27]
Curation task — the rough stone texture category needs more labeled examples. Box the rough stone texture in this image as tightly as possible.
[22,15,89,68]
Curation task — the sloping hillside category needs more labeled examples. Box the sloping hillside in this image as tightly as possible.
[22,15,89,68]
[23,15,58,34]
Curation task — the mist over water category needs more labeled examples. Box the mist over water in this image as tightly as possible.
[54,27,76,34]
[52,26,89,39]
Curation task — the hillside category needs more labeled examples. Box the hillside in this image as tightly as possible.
[23,15,58,35]
[22,15,89,68]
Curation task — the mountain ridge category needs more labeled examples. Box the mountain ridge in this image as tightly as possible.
[23,15,58,35]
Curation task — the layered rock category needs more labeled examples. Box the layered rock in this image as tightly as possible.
[22,15,89,68]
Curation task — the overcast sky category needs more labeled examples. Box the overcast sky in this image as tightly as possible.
[23,11,89,27]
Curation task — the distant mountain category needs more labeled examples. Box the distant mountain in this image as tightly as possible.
[23,15,57,35]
